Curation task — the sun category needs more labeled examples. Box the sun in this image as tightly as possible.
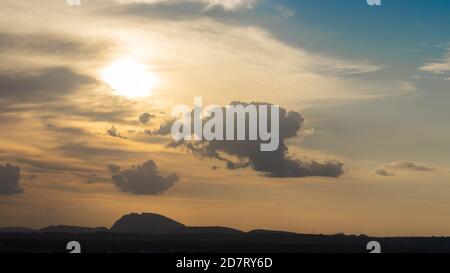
[101,59,159,98]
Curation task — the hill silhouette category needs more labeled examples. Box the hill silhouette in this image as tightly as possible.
[0,213,243,235]
[40,226,108,234]
[0,227,36,234]
[110,213,186,234]
[1,212,450,253]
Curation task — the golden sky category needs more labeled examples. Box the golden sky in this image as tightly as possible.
[1,0,450,236]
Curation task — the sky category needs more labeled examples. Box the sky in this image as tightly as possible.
[0,0,449,236]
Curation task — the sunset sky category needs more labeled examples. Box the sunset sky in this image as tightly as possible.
[1,0,450,236]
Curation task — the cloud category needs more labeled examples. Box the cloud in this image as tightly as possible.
[72,172,111,184]
[275,5,296,18]
[45,124,91,137]
[374,161,437,177]
[106,126,127,139]
[97,6,404,106]
[151,119,176,135]
[202,0,259,10]
[374,169,394,177]
[56,142,140,160]
[0,31,110,59]
[2,0,405,111]
[139,113,156,124]
[0,163,23,195]
[420,52,450,74]
[0,67,95,102]
[0,94,136,124]
[108,160,178,195]
[115,0,260,10]
[13,157,95,174]
[46,99,136,123]
[163,102,344,178]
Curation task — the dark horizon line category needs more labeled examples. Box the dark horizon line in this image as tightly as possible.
[1,212,449,239]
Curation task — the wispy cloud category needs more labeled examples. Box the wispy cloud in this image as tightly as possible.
[420,51,450,74]
[275,4,296,18]
[373,161,438,177]
[202,0,260,10]
[115,0,261,10]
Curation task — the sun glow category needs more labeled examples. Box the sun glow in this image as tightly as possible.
[101,59,159,98]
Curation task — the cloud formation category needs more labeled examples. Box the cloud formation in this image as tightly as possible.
[151,119,175,135]
[202,0,259,10]
[0,163,23,195]
[0,67,95,102]
[115,0,260,10]
[139,113,155,124]
[374,161,437,177]
[107,126,127,139]
[56,142,140,160]
[0,31,109,58]
[420,52,450,74]
[14,157,94,174]
[95,5,400,107]
[275,5,296,18]
[108,160,178,195]
[162,102,344,178]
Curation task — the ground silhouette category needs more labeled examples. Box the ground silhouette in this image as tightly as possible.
[1,212,450,253]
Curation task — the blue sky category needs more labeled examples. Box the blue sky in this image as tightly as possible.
[254,0,450,76]
[235,0,450,164]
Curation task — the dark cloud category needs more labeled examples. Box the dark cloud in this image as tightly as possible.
[48,104,133,123]
[56,142,139,159]
[0,83,149,124]
[35,94,140,123]
[0,163,23,195]
[0,31,112,59]
[71,172,110,184]
[374,169,394,177]
[164,102,344,178]
[107,164,121,174]
[151,119,175,135]
[394,162,437,172]
[265,159,344,178]
[374,161,437,177]
[45,124,91,137]
[107,126,127,139]
[0,67,95,102]
[139,113,156,124]
[14,157,94,174]
[108,160,178,195]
